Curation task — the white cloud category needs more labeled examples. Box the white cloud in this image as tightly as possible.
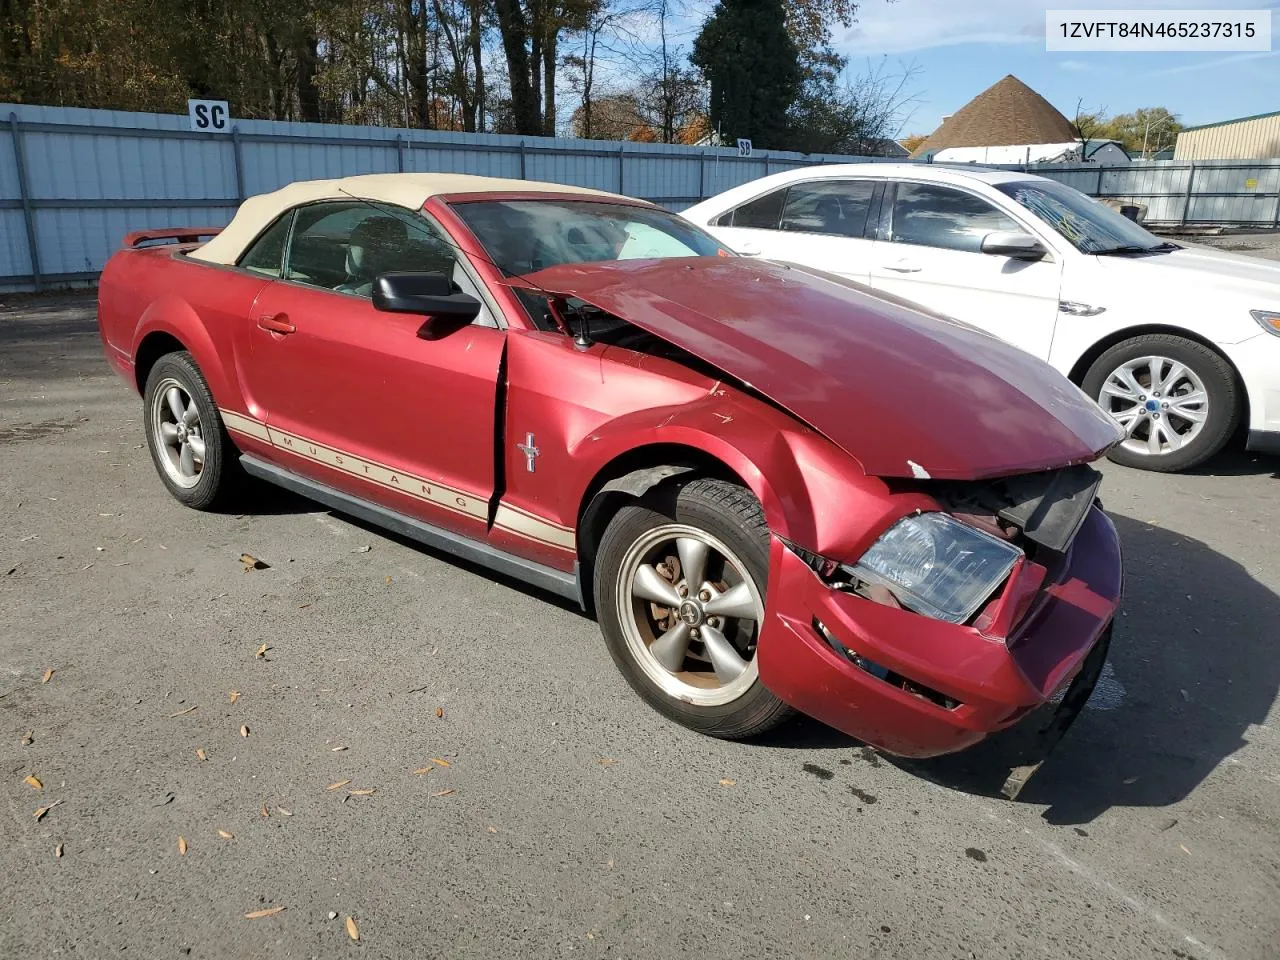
[1147,49,1280,76]
[837,0,1273,55]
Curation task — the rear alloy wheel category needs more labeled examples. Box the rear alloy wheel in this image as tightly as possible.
[594,478,791,739]
[1082,333,1240,472]
[143,352,239,510]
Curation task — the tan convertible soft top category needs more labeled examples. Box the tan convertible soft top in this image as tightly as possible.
[191,172,630,265]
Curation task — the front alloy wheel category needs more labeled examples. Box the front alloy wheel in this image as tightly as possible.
[1082,333,1240,473]
[617,523,764,707]
[594,478,791,739]
[1098,355,1208,458]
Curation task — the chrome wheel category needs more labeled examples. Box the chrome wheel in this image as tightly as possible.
[1099,355,1208,458]
[150,377,205,489]
[614,523,764,707]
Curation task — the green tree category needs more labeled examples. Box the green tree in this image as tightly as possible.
[1100,107,1183,156]
[691,0,800,149]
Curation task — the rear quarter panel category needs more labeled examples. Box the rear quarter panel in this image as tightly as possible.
[98,248,269,409]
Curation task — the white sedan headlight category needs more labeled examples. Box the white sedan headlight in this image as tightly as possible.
[847,513,1022,624]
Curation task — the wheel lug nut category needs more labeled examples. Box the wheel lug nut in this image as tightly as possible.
[699,590,710,601]
[690,628,699,639]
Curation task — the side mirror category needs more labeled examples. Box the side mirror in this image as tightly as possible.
[371,272,482,331]
[981,231,1047,260]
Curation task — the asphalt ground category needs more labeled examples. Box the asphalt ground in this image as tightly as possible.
[2,293,1278,960]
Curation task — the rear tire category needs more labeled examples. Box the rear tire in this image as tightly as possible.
[1082,333,1239,472]
[142,352,240,510]
[593,477,792,740]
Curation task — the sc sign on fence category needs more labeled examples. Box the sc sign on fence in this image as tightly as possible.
[188,99,231,133]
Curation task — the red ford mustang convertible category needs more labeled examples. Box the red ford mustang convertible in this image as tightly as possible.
[98,173,1123,794]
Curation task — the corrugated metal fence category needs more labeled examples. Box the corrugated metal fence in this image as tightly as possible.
[0,103,889,291]
[4,103,1279,292]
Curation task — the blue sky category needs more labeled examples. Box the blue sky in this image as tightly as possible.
[833,0,1280,137]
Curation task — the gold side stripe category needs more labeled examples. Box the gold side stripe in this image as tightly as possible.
[218,408,574,550]
[494,504,576,550]
[220,410,270,442]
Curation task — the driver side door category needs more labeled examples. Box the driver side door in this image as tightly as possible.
[235,200,506,538]
[867,181,1063,359]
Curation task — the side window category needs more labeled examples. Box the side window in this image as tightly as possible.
[780,181,876,237]
[284,201,458,297]
[723,188,787,230]
[237,213,292,277]
[890,183,1021,253]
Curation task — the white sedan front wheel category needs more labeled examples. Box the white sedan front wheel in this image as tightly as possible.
[1083,333,1240,472]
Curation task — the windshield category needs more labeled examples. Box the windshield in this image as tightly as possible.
[450,199,730,276]
[995,179,1168,254]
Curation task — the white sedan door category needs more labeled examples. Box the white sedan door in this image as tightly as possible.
[868,181,1062,359]
[708,179,881,286]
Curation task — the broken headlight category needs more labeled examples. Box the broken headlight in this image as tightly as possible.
[847,513,1022,625]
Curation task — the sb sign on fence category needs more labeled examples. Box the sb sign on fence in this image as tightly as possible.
[187,99,231,134]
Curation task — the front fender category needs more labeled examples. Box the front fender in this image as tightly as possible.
[569,393,934,562]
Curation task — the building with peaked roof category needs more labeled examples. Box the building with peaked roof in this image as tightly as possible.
[1174,110,1280,160]
[909,75,1129,164]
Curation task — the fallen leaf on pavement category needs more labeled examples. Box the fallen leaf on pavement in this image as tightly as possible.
[240,554,269,572]
[33,799,64,821]
[245,906,286,919]
[487,826,497,834]
[412,767,434,775]
[327,779,352,791]
[228,690,241,704]
[435,707,444,719]
[254,643,270,659]
[596,758,618,766]
[178,836,188,855]
[240,725,250,738]
[169,705,198,718]
[353,545,372,553]
[298,603,312,609]
[55,843,63,858]
[431,789,455,798]
[349,788,375,796]
[23,775,42,790]
[345,916,360,941]
[260,803,270,818]
[4,565,16,576]
[1180,844,1192,856]
[196,748,207,762]
[218,830,234,839]
[21,730,33,746]
[385,576,392,584]
[718,778,737,787]
[276,806,293,817]
[429,757,450,767]
[41,668,54,683]
[331,746,348,752]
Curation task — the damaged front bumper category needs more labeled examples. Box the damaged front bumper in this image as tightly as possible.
[756,506,1122,794]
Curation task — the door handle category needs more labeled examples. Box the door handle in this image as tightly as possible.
[883,261,921,273]
[257,313,296,334]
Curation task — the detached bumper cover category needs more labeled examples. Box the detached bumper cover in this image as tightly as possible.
[756,506,1122,760]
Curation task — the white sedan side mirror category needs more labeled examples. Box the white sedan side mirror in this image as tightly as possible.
[981,231,1048,260]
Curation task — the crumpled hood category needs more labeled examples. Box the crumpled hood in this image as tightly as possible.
[514,258,1122,480]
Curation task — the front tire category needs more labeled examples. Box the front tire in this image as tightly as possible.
[593,478,792,739]
[142,352,239,510]
[1082,333,1240,472]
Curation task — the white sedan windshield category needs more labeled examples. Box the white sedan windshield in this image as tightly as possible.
[995,180,1169,255]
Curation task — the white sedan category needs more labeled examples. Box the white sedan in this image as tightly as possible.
[683,164,1280,472]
